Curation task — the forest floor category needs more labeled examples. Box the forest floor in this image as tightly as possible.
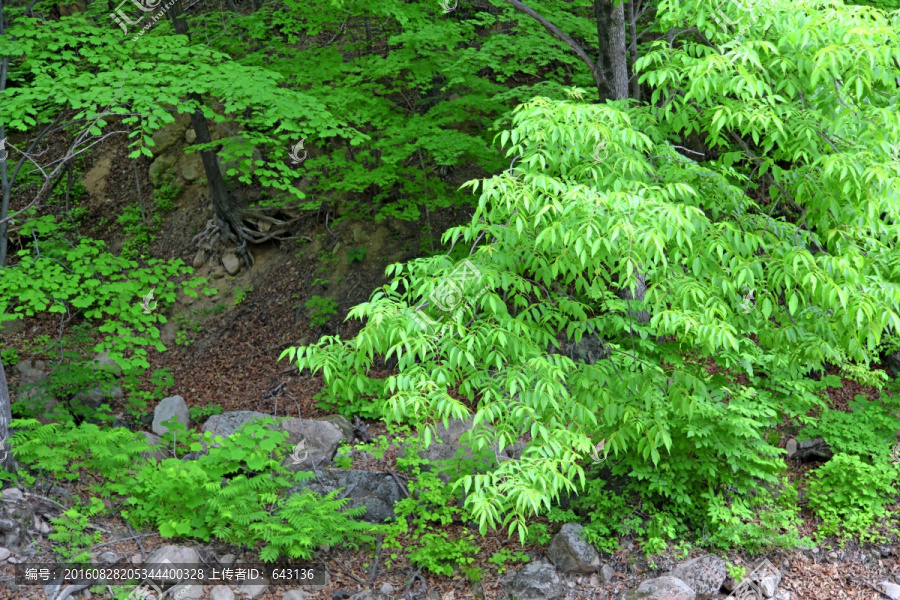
[2,135,900,600]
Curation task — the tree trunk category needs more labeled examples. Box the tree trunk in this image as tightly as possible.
[626,0,641,102]
[0,356,15,472]
[166,0,243,243]
[594,0,628,101]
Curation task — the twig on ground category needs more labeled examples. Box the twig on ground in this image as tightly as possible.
[385,468,410,498]
[365,535,384,587]
[92,533,160,550]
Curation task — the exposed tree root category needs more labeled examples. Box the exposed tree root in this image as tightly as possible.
[192,206,301,270]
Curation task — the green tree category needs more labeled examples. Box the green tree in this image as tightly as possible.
[285,0,900,545]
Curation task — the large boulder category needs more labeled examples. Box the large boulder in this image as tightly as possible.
[508,560,566,600]
[71,384,123,411]
[152,396,190,436]
[320,414,354,441]
[547,523,601,574]
[279,418,345,471]
[201,411,270,439]
[618,576,696,600]
[91,351,123,377]
[150,114,190,158]
[785,437,832,462]
[668,555,726,596]
[289,469,402,522]
[138,432,169,462]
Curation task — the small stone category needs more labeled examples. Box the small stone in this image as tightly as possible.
[99,551,119,564]
[760,575,780,598]
[0,547,10,562]
[600,563,615,584]
[877,581,900,600]
[379,583,394,595]
[775,592,792,600]
[785,438,798,457]
[83,591,92,600]
[192,250,207,269]
[1,488,24,503]
[211,266,226,279]
[131,554,142,565]
[282,592,308,600]
[589,575,600,587]
[152,395,191,436]
[567,581,575,588]
[222,253,241,276]
[182,164,200,181]
[210,586,234,600]
[185,129,197,144]
[219,553,236,566]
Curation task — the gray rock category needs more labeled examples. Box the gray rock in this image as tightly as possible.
[152,396,191,436]
[0,547,10,562]
[1,488,24,503]
[239,579,268,599]
[668,555,726,596]
[139,431,169,462]
[601,563,616,584]
[149,155,176,186]
[92,351,123,376]
[775,592,791,600]
[181,164,200,182]
[281,591,308,600]
[0,317,25,335]
[71,385,123,411]
[760,575,779,598]
[209,586,234,600]
[144,545,200,586]
[509,560,566,600]
[222,253,241,276]
[320,414,354,441]
[290,468,402,522]
[548,523,600,574]
[379,583,394,595]
[785,438,798,457]
[280,418,345,471]
[150,117,189,158]
[218,554,236,566]
[185,128,197,144]
[201,411,269,440]
[885,351,900,378]
[98,551,119,564]
[878,582,900,600]
[787,437,832,462]
[618,576,696,600]
[192,250,207,269]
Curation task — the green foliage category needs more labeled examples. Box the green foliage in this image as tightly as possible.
[233,285,252,307]
[807,453,899,539]
[188,403,224,422]
[407,532,480,577]
[305,295,338,328]
[488,549,530,574]
[283,0,900,549]
[9,418,375,562]
[799,394,900,460]
[726,563,747,584]
[48,497,105,564]
[153,171,181,213]
[0,215,204,369]
[118,204,155,260]
[347,247,367,264]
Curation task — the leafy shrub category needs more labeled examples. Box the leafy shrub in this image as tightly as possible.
[347,247,367,264]
[49,497,105,564]
[305,295,338,328]
[408,532,480,576]
[807,453,899,539]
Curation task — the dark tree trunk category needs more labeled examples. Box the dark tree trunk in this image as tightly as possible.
[0,356,15,472]
[594,0,628,101]
[626,0,641,102]
[166,0,243,243]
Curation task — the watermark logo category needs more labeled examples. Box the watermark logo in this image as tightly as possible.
[591,140,608,164]
[731,559,781,600]
[739,288,755,314]
[289,439,309,465]
[0,137,8,163]
[891,442,900,464]
[438,0,458,13]
[110,0,178,40]
[589,439,607,465]
[288,139,308,165]
[709,0,758,39]
[408,259,486,338]
[126,582,163,600]
[141,288,158,315]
